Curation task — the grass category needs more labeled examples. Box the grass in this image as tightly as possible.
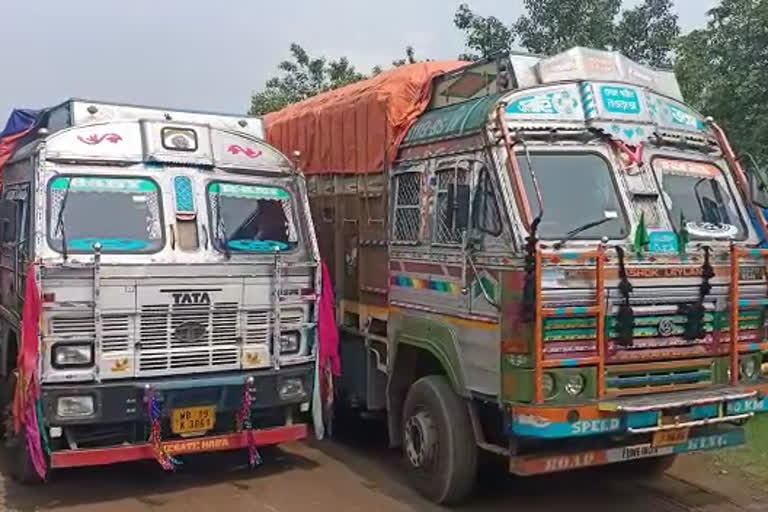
[715,414,768,483]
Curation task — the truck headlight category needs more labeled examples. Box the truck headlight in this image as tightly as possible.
[542,373,557,399]
[279,331,300,354]
[53,344,93,367]
[279,378,305,400]
[741,357,758,380]
[57,395,95,418]
[565,374,586,396]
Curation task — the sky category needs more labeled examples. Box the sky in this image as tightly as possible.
[0,0,718,122]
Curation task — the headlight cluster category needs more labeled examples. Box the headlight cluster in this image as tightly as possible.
[279,331,300,354]
[740,354,762,381]
[52,344,93,368]
[542,372,587,400]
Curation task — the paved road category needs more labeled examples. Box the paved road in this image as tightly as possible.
[0,427,765,512]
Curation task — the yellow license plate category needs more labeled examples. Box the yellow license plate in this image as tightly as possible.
[171,406,216,435]
[652,428,689,447]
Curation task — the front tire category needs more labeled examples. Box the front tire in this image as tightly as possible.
[402,375,477,505]
[2,372,45,485]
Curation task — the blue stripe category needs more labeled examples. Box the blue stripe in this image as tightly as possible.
[561,359,580,367]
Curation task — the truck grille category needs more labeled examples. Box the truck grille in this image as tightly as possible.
[244,309,304,344]
[50,315,131,352]
[606,359,715,397]
[138,302,239,373]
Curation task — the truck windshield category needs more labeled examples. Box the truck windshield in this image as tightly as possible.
[207,182,298,253]
[48,176,164,253]
[654,158,745,239]
[517,152,628,239]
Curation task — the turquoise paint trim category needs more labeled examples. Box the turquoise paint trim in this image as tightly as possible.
[68,238,149,251]
[507,93,559,115]
[627,411,658,429]
[510,416,622,438]
[173,176,195,213]
[228,239,289,252]
[739,299,768,307]
[691,404,719,420]
[561,359,580,367]
[726,397,768,414]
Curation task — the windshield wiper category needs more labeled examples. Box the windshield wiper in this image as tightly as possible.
[215,191,231,259]
[554,214,617,249]
[54,178,72,261]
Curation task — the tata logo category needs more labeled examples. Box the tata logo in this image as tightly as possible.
[172,292,211,305]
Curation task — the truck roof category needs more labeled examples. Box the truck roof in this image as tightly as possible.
[48,99,264,139]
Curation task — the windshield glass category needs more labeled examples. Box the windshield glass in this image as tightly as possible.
[517,152,628,239]
[48,176,164,253]
[207,182,298,253]
[654,158,745,239]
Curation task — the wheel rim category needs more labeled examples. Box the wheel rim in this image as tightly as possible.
[404,409,436,469]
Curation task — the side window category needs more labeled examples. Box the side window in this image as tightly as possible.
[2,186,29,250]
[473,168,503,237]
[392,171,422,243]
[434,165,469,245]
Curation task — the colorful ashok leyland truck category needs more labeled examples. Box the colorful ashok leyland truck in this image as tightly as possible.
[266,47,768,504]
[0,100,320,482]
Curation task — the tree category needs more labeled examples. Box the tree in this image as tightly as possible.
[614,0,680,67]
[249,44,366,115]
[453,3,513,61]
[392,46,418,67]
[514,0,621,55]
[675,0,768,164]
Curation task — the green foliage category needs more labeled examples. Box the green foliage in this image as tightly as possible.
[514,0,621,55]
[675,0,768,164]
[454,3,513,61]
[249,43,366,115]
[614,0,680,67]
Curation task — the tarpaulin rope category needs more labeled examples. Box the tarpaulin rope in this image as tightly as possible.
[236,377,261,468]
[145,387,181,471]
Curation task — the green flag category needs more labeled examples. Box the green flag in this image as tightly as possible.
[633,212,650,257]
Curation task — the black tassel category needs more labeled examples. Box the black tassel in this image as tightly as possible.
[681,246,713,341]
[615,246,635,347]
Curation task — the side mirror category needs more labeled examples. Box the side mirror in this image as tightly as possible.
[447,184,471,231]
[749,168,768,209]
[0,200,17,243]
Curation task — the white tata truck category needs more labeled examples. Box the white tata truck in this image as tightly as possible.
[0,99,319,481]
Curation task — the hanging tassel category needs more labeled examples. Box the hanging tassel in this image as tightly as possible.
[236,378,261,469]
[145,387,181,471]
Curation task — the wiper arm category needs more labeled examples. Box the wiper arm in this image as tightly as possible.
[54,178,72,261]
[554,216,615,249]
[215,191,231,259]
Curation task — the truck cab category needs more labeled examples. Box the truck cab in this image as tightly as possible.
[0,99,320,481]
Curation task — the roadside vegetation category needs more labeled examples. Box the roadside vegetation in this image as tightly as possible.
[716,415,768,483]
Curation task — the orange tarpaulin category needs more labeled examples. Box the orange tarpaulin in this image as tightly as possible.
[265,61,468,175]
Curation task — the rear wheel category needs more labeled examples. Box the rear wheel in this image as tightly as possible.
[402,375,477,505]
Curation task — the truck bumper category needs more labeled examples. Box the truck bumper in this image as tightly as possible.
[50,424,308,469]
[508,383,768,439]
[509,426,745,476]
[40,363,314,426]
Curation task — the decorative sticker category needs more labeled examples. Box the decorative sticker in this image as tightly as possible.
[653,158,720,178]
[209,182,290,200]
[173,175,195,214]
[648,231,679,254]
[51,177,157,193]
[600,86,641,115]
[77,133,123,145]
[227,144,263,159]
[504,84,585,122]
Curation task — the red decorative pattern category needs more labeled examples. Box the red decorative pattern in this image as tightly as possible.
[77,133,123,145]
[227,144,262,159]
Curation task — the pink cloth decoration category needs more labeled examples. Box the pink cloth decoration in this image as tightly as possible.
[13,264,46,479]
[318,261,340,376]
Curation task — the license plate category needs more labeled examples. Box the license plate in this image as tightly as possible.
[171,406,216,435]
[652,428,689,447]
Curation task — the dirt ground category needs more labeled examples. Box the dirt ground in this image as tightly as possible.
[0,431,766,512]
